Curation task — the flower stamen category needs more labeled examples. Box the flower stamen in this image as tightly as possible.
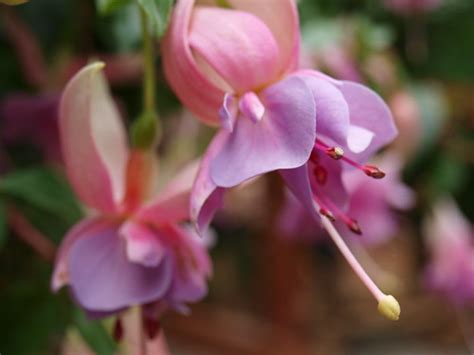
[316,138,386,179]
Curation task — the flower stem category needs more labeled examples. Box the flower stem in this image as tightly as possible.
[132,5,159,150]
[216,0,231,8]
[140,6,155,115]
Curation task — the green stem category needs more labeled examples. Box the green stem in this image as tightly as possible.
[140,6,156,115]
[216,0,231,8]
[132,6,159,149]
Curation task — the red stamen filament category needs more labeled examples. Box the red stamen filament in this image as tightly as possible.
[315,139,386,179]
[314,192,363,236]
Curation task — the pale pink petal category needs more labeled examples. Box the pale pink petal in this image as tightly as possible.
[239,92,265,123]
[59,62,129,213]
[120,221,165,267]
[229,0,300,73]
[189,6,280,93]
[163,0,225,125]
[137,161,200,225]
[346,125,375,154]
[163,225,212,303]
[337,81,398,159]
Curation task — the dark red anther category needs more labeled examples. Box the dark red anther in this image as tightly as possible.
[143,316,161,340]
[319,207,336,222]
[326,146,344,160]
[363,165,386,179]
[113,318,124,342]
[347,219,362,235]
[313,165,328,185]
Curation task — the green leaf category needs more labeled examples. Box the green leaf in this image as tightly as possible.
[0,198,6,249]
[73,309,117,355]
[0,167,82,227]
[0,256,72,355]
[137,0,173,38]
[96,0,132,15]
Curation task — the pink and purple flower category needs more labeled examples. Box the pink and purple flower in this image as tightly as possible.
[163,0,401,320]
[51,63,212,317]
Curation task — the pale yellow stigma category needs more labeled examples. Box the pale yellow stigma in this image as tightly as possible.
[377,295,401,321]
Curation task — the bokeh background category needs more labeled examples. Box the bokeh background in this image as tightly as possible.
[0,0,473,354]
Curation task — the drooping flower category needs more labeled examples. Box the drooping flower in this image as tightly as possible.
[51,63,211,317]
[163,0,400,319]
[423,198,474,305]
[384,0,442,15]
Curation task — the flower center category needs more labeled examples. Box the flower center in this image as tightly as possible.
[310,138,386,236]
[219,92,265,132]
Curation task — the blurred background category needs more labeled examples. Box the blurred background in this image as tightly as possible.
[0,0,473,354]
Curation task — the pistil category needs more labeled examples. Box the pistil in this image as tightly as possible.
[318,214,401,321]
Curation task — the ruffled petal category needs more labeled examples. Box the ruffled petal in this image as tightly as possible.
[297,73,350,144]
[162,0,225,125]
[189,6,280,93]
[211,76,316,187]
[229,0,300,73]
[190,131,228,234]
[163,225,212,304]
[120,221,165,267]
[68,220,173,312]
[346,125,375,154]
[59,62,129,213]
[337,81,398,159]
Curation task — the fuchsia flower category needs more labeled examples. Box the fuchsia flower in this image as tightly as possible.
[51,63,211,317]
[164,0,401,319]
[424,199,474,305]
[384,0,442,15]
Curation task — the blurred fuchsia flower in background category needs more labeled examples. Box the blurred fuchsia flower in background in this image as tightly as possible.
[52,63,211,318]
[424,199,474,305]
[163,0,400,319]
[340,154,414,246]
[384,0,442,15]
